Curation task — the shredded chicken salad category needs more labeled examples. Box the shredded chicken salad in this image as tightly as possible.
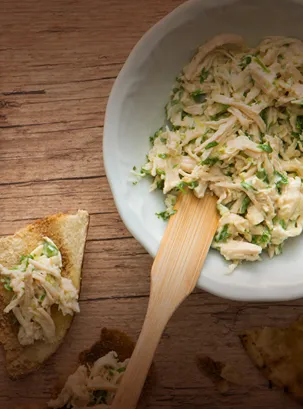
[48,351,129,409]
[0,237,79,345]
[134,34,303,270]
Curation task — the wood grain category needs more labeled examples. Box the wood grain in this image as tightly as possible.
[1,0,303,408]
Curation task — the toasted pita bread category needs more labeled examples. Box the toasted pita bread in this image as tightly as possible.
[240,316,303,397]
[0,210,89,379]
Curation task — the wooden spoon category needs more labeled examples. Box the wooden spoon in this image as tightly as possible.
[111,192,219,409]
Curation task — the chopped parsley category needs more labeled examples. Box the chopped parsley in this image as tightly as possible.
[149,129,162,145]
[279,219,286,230]
[117,367,126,373]
[1,276,12,292]
[240,55,252,70]
[296,115,303,133]
[200,67,209,83]
[258,143,273,153]
[39,292,46,302]
[92,390,108,405]
[200,157,220,166]
[260,108,268,124]
[205,141,218,150]
[275,171,288,193]
[176,181,188,193]
[156,179,164,190]
[43,241,58,258]
[252,229,271,246]
[256,169,269,184]
[215,224,230,243]
[187,181,199,189]
[239,196,251,214]
[158,153,168,159]
[19,254,34,270]
[241,181,255,191]
[191,90,206,103]
[156,209,177,221]
[210,105,229,121]
[254,56,270,73]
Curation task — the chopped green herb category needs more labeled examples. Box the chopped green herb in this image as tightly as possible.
[132,166,137,171]
[171,125,181,131]
[278,54,285,62]
[215,224,230,243]
[160,137,167,143]
[205,141,218,150]
[260,108,267,123]
[39,292,46,302]
[156,168,165,176]
[258,143,273,153]
[200,67,209,83]
[92,390,108,405]
[200,157,220,166]
[181,110,192,120]
[1,276,12,292]
[275,244,283,255]
[171,99,180,106]
[241,181,255,191]
[176,181,188,194]
[117,367,126,373]
[210,105,229,121]
[275,171,288,193]
[172,163,179,169]
[132,181,138,186]
[141,167,151,176]
[279,219,286,230]
[43,241,58,258]
[239,196,251,214]
[156,179,164,190]
[240,55,252,70]
[296,115,303,133]
[158,153,168,159]
[292,131,300,139]
[191,90,206,103]
[149,129,162,145]
[187,181,199,189]
[256,169,269,184]
[20,254,34,271]
[156,209,177,221]
[252,229,271,246]
[254,56,270,73]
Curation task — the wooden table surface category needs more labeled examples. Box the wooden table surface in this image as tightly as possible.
[1,0,303,408]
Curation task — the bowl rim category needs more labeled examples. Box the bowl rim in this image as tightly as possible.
[103,0,303,302]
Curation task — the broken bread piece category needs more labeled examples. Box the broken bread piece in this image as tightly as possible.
[0,210,89,379]
[48,328,135,409]
[240,316,303,397]
[196,354,243,394]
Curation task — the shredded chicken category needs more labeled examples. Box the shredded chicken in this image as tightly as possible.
[0,237,79,345]
[136,35,303,269]
[48,351,129,409]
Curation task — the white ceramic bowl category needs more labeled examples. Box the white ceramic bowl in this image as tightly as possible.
[104,0,303,302]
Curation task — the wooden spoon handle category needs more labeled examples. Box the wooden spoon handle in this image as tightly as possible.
[111,193,218,409]
[111,295,169,409]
